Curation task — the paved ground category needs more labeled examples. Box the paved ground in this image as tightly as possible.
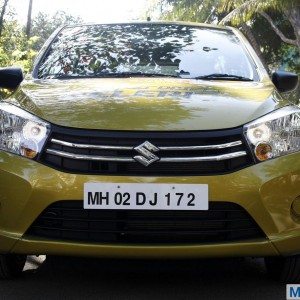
[0,256,285,299]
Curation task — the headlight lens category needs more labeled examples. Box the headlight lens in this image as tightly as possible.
[244,106,300,161]
[0,103,50,159]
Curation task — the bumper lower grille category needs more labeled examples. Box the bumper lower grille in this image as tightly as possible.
[39,125,254,176]
[26,201,266,244]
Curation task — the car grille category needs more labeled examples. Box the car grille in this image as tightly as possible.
[26,201,266,244]
[38,125,254,176]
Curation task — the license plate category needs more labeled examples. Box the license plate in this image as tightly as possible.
[84,183,208,210]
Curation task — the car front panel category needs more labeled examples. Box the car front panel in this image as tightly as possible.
[1,149,300,258]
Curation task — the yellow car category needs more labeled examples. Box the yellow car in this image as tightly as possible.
[0,22,299,282]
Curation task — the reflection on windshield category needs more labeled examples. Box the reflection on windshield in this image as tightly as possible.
[38,24,256,80]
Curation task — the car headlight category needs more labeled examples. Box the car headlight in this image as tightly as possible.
[0,103,50,159]
[244,106,300,161]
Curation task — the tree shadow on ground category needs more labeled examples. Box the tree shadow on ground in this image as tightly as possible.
[0,255,286,300]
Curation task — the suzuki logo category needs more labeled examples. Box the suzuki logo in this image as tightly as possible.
[134,141,160,166]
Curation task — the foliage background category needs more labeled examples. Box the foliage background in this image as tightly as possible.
[0,0,82,73]
[0,0,299,87]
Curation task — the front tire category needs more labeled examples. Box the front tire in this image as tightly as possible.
[0,254,27,279]
[265,256,300,283]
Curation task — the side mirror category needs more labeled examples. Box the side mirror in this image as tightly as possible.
[0,67,24,90]
[272,70,298,93]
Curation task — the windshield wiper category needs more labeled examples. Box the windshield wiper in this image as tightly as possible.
[105,72,179,78]
[51,72,179,79]
[194,73,253,81]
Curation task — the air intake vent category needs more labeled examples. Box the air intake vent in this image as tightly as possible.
[26,201,266,244]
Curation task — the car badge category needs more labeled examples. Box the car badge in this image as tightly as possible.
[133,141,160,166]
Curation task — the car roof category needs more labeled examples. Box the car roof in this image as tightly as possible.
[62,21,232,32]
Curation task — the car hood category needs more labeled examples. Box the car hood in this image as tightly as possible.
[5,78,285,131]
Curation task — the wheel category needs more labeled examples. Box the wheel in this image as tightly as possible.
[0,254,27,279]
[265,256,300,283]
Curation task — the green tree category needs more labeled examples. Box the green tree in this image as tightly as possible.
[31,11,83,50]
[26,0,33,38]
[147,0,224,23]
[219,0,299,51]
[0,8,82,73]
[250,11,299,73]
[0,0,9,37]
[0,19,37,72]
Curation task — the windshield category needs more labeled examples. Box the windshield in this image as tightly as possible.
[36,23,258,80]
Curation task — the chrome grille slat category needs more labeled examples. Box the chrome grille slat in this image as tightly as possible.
[160,152,247,162]
[50,138,242,151]
[160,140,242,150]
[40,125,254,176]
[51,138,133,150]
[46,149,135,162]
[46,148,247,162]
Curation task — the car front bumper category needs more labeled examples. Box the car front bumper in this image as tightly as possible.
[1,150,300,258]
